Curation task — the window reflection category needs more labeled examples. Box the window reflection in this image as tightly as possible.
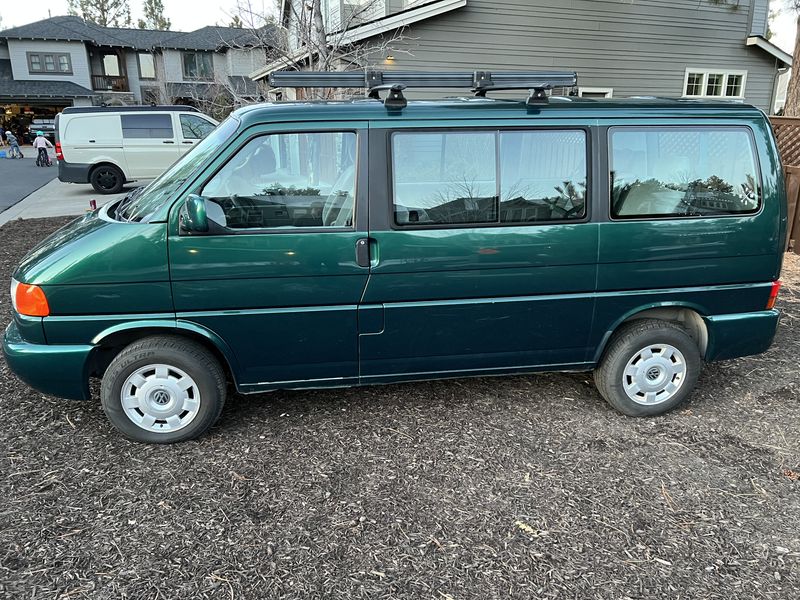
[201,131,356,230]
[610,128,760,219]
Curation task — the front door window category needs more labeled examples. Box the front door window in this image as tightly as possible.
[201,131,357,230]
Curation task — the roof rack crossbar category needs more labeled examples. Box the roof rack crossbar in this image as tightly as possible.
[268,70,578,107]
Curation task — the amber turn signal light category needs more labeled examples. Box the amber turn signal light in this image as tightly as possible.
[11,280,50,317]
[766,280,781,310]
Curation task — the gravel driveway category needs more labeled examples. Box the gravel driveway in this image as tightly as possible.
[1,217,798,599]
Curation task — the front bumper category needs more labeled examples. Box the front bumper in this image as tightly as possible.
[2,322,93,400]
[704,309,780,362]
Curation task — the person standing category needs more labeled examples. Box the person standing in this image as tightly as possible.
[0,125,6,148]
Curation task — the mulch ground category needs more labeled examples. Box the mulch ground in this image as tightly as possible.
[0,217,798,599]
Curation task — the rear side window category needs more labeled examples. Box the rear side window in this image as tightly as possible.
[121,114,174,139]
[392,129,587,226]
[610,127,760,219]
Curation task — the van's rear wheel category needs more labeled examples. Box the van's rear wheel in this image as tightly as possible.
[594,319,701,416]
[100,336,226,443]
[90,164,124,194]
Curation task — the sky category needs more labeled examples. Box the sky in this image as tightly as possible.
[0,0,797,52]
[0,0,274,31]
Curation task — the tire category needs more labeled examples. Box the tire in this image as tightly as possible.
[594,319,701,417]
[101,336,227,443]
[90,164,125,194]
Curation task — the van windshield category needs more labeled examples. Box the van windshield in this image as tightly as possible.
[116,116,239,222]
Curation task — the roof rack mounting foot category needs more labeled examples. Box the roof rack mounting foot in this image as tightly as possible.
[526,87,550,106]
[369,83,407,110]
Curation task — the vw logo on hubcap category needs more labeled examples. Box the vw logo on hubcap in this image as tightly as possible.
[152,389,171,406]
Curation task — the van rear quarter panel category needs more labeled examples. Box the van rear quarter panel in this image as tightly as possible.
[591,116,785,355]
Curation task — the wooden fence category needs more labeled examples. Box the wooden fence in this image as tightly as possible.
[770,117,800,254]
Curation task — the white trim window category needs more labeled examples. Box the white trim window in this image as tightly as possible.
[683,69,747,99]
[578,87,613,99]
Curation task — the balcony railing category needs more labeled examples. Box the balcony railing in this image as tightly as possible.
[92,74,129,92]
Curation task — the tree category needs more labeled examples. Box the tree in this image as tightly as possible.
[784,1,800,116]
[137,0,171,30]
[67,0,132,27]
[230,0,409,100]
[229,15,244,28]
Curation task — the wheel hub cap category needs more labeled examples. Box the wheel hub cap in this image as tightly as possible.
[120,364,201,433]
[622,344,687,406]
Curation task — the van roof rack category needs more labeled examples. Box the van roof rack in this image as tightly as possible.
[62,105,200,114]
[268,70,578,109]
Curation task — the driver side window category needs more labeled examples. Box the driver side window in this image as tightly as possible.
[201,131,357,230]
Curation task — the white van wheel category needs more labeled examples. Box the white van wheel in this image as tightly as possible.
[91,164,124,194]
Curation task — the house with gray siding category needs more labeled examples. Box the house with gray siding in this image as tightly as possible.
[256,0,791,111]
[0,15,275,118]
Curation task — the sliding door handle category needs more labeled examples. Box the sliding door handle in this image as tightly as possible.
[355,238,370,268]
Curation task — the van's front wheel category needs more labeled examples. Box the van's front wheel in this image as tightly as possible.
[90,164,124,194]
[100,336,227,443]
[594,319,701,416]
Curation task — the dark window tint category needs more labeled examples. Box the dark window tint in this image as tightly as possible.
[121,114,174,139]
[393,132,497,226]
[180,114,216,139]
[610,127,760,219]
[499,130,587,223]
[201,131,356,230]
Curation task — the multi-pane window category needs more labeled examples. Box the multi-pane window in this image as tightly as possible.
[182,52,214,80]
[705,73,724,96]
[610,127,760,219]
[201,131,357,230]
[27,52,72,74]
[392,129,587,227]
[684,70,747,99]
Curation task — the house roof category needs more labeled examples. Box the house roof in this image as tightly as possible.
[0,15,276,52]
[746,36,793,67]
[0,59,95,98]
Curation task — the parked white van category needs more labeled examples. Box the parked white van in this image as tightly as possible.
[56,106,218,194]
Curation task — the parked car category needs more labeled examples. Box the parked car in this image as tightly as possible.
[31,118,56,144]
[55,105,218,194]
[3,71,787,444]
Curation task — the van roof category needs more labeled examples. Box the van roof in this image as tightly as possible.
[232,97,766,126]
[62,105,200,114]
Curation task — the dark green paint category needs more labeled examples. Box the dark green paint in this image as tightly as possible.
[2,97,787,400]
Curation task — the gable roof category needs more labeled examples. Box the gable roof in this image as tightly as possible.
[0,15,276,52]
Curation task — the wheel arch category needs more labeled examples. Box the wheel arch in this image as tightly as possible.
[593,303,709,364]
[88,321,241,390]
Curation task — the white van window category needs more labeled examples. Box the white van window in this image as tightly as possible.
[121,114,173,139]
[180,114,215,140]
[201,131,357,230]
[610,127,760,218]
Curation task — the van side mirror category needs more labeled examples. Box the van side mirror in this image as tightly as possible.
[182,194,209,233]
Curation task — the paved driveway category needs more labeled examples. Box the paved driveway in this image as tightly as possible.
[0,148,56,213]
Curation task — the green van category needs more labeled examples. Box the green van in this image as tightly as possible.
[3,71,786,443]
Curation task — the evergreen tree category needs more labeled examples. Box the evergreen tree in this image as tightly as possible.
[137,0,171,30]
[67,0,133,27]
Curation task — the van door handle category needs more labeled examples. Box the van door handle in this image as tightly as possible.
[163,140,175,144]
[355,238,370,268]
[182,141,193,144]
[88,139,95,143]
